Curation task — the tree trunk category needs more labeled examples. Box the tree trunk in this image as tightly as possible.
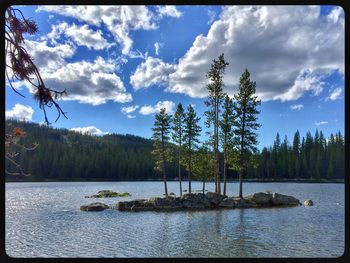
[223,135,227,196]
[238,171,243,198]
[203,180,205,194]
[188,149,192,193]
[239,111,246,199]
[214,170,217,193]
[223,160,227,196]
[161,130,168,196]
[178,146,182,196]
[214,95,220,194]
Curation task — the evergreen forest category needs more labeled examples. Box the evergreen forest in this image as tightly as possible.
[5,119,344,182]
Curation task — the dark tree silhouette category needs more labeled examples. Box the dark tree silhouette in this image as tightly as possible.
[5,7,67,124]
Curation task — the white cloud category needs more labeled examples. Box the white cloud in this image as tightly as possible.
[20,40,132,105]
[6,104,34,121]
[163,6,344,101]
[37,6,157,55]
[139,100,175,115]
[326,87,342,101]
[121,105,139,114]
[290,104,304,111]
[70,126,108,136]
[274,70,324,101]
[43,57,132,105]
[315,121,328,126]
[130,56,176,90]
[327,6,344,23]
[207,9,217,24]
[127,115,136,119]
[156,5,182,18]
[46,22,111,50]
[24,40,75,71]
[154,42,163,55]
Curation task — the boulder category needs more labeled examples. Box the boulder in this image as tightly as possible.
[234,198,258,208]
[181,193,211,209]
[304,199,314,206]
[271,193,301,206]
[86,190,131,198]
[80,202,109,212]
[246,192,273,206]
[149,196,182,210]
[116,199,148,211]
[206,192,226,207]
[219,197,235,208]
[130,201,155,212]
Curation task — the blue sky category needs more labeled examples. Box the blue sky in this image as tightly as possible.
[5,5,344,149]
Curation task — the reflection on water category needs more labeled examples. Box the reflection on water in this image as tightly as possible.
[6,181,344,257]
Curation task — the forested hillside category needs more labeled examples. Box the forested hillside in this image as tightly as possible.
[5,120,344,182]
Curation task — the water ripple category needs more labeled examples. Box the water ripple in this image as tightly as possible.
[6,181,344,258]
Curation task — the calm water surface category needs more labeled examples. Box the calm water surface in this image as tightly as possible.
[5,181,344,258]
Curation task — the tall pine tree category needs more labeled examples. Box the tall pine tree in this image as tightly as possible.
[204,53,229,194]
[232,69,261,198]
[219,94,235,195]
[172,103,186,196]
[183,104,202,193]
[151,108,172,196]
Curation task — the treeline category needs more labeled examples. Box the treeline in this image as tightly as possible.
[255,130,345,180]
[5,119,177,181]
[5,119,344,182]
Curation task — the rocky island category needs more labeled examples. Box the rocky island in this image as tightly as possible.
[84,190,131,198]
[80,191,303,212]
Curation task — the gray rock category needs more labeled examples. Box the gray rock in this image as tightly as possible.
[304,199,314,206]
[271,193,300,206]
[181,193,211,209]
[234,198,258,208]
[246,192,273,206]
[86,190,131,198]
[149,196,182,210]
[219,197,235,208]
[80,202,109,212]
[116,199,148,211]
[206,192,226,207]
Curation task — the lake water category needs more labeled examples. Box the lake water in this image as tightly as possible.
[5,181,344,258]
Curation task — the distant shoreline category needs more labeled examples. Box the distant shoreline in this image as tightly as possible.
[5,178,344,183]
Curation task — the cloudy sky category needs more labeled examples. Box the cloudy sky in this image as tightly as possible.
[5,5,344,148]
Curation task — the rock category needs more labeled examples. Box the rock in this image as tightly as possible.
[271,193,300,206]
[246,192,273,206]
[115,192,301,212]
[149,196,182,210]
[219,197,235,208]
[117,199,151,211]
[234,198,258,208]
[206,192,226,207]
[86,190,131,198]
[304,199,314,206]
[181,193,211,209]
[80,202,109,211]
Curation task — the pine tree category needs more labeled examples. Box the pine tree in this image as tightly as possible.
[292,130,300,178]
[272,133,281,179]
[172,103,186,196]
[319,131,326,179]
[305,131,313,179]
[183,104,202,193]
[192,143,215,194]
[232,69,261,198]
[151,108,172,196]
[219,94,235,195]
[204,53,229,194]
